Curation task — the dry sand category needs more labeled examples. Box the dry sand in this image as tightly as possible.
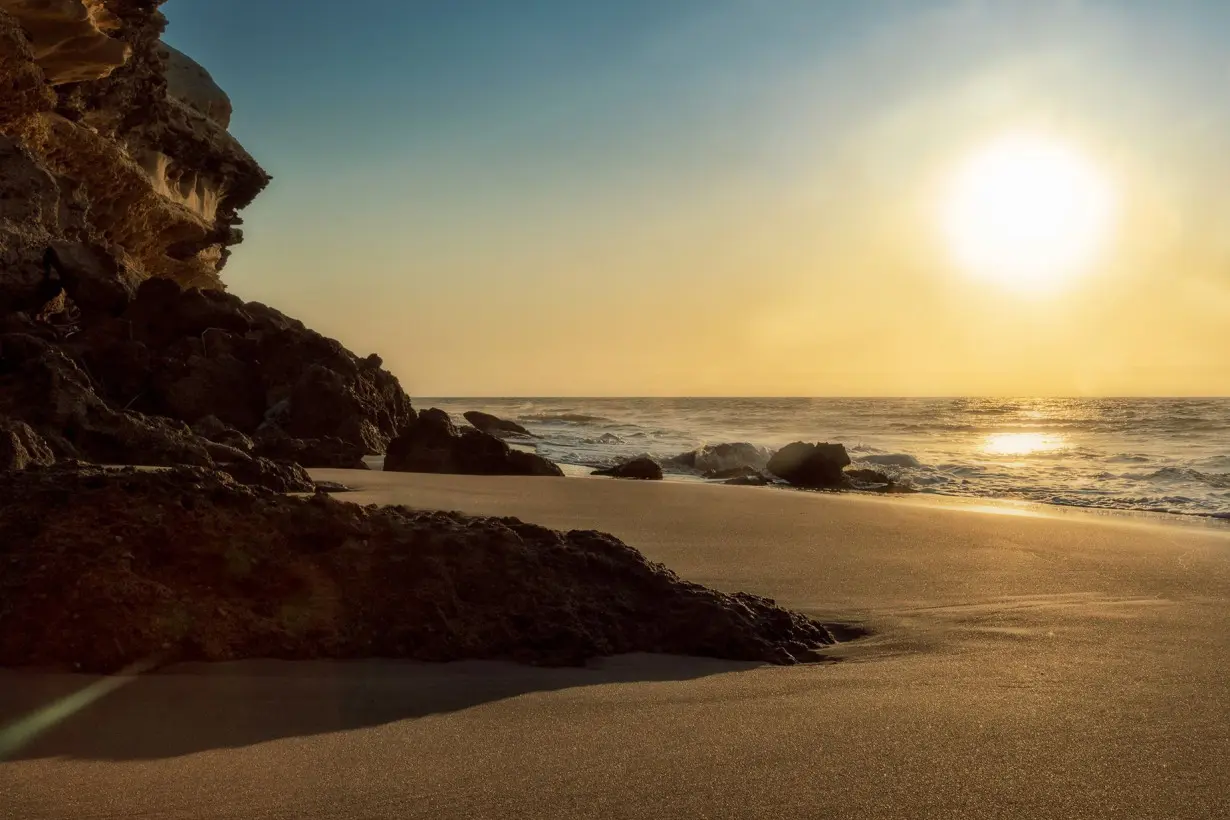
[3,472,1228,819]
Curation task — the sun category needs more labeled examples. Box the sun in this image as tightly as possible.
[941,133,1116,291]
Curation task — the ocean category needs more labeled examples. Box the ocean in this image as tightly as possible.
[421,397,1230,521]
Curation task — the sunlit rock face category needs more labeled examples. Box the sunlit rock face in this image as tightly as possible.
[159,42,231,128]
[0,0,130,85]
[0,0,267,310]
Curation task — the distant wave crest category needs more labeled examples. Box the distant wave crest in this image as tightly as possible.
[520,413,615,424]
[1142,467,1230,489]
[857,453,922,468]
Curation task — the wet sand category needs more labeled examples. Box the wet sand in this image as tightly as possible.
[3,472,1228,818]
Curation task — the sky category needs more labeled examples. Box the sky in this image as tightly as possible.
[162,0,1230,397]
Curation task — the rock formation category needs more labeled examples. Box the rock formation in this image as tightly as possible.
[767,442,853,489]
[0,464,852,673]
[386,409,563,476]
[593,457,664,481]
[0,1,412,477]
[667,442,773,474]
[0,0,264,296]
[464,410,535,439]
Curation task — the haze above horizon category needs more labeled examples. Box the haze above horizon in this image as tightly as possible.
[163,0,1230,397]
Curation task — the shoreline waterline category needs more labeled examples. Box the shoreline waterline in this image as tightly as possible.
[417,397,1230,522]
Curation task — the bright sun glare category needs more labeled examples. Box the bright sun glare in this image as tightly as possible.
[942,133,1116,292]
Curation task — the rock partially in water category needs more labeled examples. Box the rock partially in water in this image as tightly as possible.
[593,457,664,481]
[668,443,772,474]
[385,409,563,477]
[0,464,850,673]
[767,442,852,489]
[464,410,535,439]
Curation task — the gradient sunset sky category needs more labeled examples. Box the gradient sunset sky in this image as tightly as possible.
[163,0,1230,397]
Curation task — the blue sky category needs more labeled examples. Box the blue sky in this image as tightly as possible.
[162,1,1230,396]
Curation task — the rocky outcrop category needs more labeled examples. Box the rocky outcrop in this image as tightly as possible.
[158,42,230,128]
[0,2,413,472]
[0,417,54,469]
[767,442,852,489]
[0,0,131,86]
[0,326,371,492]
[0,464,854,673]
[667,443,773,475]
[593,457,664,481]
[66,278,413,453]
[0,330,218,466]
[464,410,535,439]
[385,409,563,477]
[0,0,267,294]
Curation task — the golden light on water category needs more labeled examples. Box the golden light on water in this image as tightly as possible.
[982,432,1065,456]
[941,133,1116,292]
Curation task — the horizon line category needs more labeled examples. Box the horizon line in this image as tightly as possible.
[415,395,1230,401]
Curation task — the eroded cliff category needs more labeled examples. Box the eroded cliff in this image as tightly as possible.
[0,0,414,464]
[0,0,263,305]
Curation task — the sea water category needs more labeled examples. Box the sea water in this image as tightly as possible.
[421,397,1230,520]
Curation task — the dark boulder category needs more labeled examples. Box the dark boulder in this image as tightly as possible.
[385,409,563,477]
[0,418,54,470]
[593,457,664,481]
[464,410,535,439]
[767,442,852,489]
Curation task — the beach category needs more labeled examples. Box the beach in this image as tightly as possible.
[4,472,1228,819]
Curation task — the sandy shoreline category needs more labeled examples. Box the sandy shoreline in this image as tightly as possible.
[4,471,1229,818]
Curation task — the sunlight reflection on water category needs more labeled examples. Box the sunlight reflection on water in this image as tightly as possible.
[982,432,1066,456]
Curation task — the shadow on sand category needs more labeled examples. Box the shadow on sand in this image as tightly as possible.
[0,654,764,762]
